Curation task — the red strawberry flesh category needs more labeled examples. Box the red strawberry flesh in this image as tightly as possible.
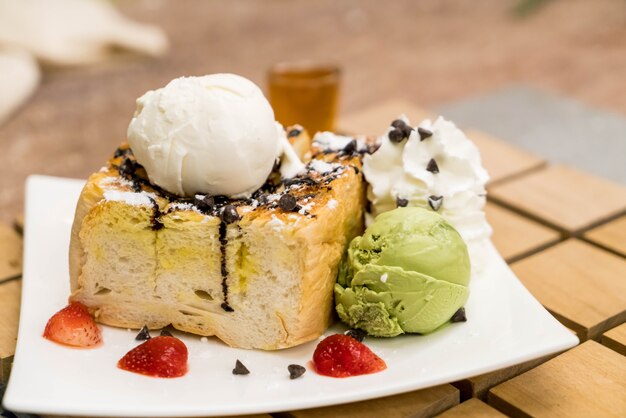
[43,301,102,348]
[312,334,387,378]
[118,336,188,378]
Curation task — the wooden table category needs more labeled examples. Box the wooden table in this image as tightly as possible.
[2,100,626,417]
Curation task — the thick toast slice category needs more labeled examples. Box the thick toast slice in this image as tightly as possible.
[69,131,365,349]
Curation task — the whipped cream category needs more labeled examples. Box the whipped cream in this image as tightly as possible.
[127,74,303,198]
[363,116,491,269]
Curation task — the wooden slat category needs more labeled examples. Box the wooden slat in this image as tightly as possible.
[339,99,435,136]
[602,323,626,356]
[465,129,545,185]
[0,280,21,359]
[436,399,506,418]
[0,222,22,281]
[277,384,459,418]
[452,353,556,401]
[489,165,626,234]
[511,239,626,341]
[486,202,560,262]
[585,215,626,257]
[488,341,626,418]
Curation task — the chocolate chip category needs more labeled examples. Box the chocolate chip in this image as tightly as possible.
[257,194,269,205]
[279,193,298,211]
[418,127,433,141]
[195,195,215,213]
[426,158,439,174]
[342,139,357,155]
[113,147,128,158]
[233,359,250,375]
[160,328,173,337]
[221,205,240,224]
[344,329,366,342]
[388,128,405,143]
[135,325,151,341]
[451,307,467,323]
[391,119,407,128]
[119,159,136,177]
[428,195,443,211]
[287,127,303,138]
[396,197,409,208]
[288,364,306,380]
[401,126,414,138]
[221,302,234,312]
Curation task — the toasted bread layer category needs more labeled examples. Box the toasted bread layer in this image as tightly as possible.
[69,132,365,349]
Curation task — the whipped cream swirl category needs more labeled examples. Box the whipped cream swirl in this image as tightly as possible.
[363,116,491,269]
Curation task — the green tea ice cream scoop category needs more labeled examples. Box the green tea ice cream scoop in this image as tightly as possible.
[335,207,471,337]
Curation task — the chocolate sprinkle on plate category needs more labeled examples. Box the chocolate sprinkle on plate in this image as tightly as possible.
[426,158,439,174]
[344,329,366,342]
[396,197,409,208]
[233,359,250,375]
[288,364,306,380]
[135,325,151,341]
[418,127,433,140]
[221,205,240,224]
[428,195,443,211]
[160,328,173,337]
[279,193,298,211]
[451,307,467,323]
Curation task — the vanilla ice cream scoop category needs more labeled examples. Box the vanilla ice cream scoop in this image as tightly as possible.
[127,73,294,197]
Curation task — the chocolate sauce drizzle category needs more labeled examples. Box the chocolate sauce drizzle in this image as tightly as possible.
[218,221,234,312]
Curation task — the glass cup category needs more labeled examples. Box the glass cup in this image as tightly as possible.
[267,63,340,135]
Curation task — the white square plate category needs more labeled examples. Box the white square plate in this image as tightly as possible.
[4,175,578,417]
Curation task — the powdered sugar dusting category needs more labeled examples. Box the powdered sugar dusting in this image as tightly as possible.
[103,190,155,206]
[309,159,341,174]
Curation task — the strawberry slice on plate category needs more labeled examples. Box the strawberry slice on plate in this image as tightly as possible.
[118,336,188,378]
[312,334,387,378]
[43,301,102,348]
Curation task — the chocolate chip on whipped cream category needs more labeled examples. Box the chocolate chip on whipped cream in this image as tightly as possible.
[396,197,409,208]
[388,128,405,143]
[426,158,439,174]
[428,195,443,211]
[417,127,433,140]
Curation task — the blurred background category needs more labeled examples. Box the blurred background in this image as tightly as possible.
[1,0,625,223]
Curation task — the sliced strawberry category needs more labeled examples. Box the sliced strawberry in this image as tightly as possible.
[118,336,188,378]
[43,301,102,348]
[312,334,387,378]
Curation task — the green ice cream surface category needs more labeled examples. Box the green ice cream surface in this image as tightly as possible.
[335,207,471,337]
